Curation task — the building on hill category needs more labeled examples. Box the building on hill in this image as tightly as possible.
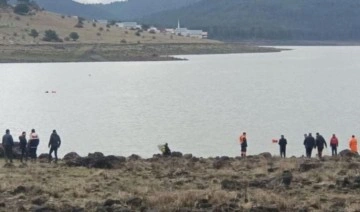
[173,20,207,39]
[116,22,141,30]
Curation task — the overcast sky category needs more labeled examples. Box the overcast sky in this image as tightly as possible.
[74,0,123,4]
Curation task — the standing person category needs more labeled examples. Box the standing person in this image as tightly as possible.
[19,131,27,162]
[239,132,248,157]
[163,143,171,156]
[349,135,358,153]
[315,132,327,158]
[2,129,14,163]
[304,133,315,158]
[28,129,40,161]
[278,135,287,158]
[330,134,339,156]
[48,130,61,163]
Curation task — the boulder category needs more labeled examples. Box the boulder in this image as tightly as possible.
[183,154,193,159]
[282,170,293,187]
[339,149,359,157]
[128,154,141,161]
[259,152,272,159]
[221,179,244,191]
[126,197,142,208]
[171,152,183,157]
[85,153,113,169]
[299,161,322,172]
[63,152,84,167]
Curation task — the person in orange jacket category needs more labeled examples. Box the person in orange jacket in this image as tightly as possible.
[239,132,248,157]
[349,135,358,153]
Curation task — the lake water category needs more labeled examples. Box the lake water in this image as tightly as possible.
[1,46,360,158]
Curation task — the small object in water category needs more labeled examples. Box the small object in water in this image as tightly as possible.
[51,91,56,93]
[45,91,49,93]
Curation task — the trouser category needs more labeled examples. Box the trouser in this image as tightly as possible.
[318,147,324,158]
[4,145,13,163]
[20,147,27,162]
[280,147,286,158]
[306,147,313,158]
[331,146,337,156]
[49,147,58,162]
[29,147,37,159]
[241,147,247,157]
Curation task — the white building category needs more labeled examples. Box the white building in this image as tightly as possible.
[173,20,207,39]
[116,22,142,30]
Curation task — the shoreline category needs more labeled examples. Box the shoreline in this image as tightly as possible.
[0,150,359,211]
[0,43,284,63]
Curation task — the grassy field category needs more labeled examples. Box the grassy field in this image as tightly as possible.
[0,153,359,212]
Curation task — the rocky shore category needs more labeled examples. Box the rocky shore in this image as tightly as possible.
[0,147,359,212]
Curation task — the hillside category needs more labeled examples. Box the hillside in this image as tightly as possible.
[0,8,212,45]
[142,0,360,41]
[32,0,202,20]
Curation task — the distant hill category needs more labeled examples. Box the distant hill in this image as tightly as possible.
[33,0,201,20]
[141,0,360,41]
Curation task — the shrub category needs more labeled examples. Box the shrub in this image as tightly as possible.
[92,23,96,27]
[14,4,30,15]
[29,29,38,39]
[64,37,70,41]
[98,27,103,31]
[42,29,61,42]
[120,39,126,43]
[106,24,110,28]
[149,29,156,34]
[135,31,141,36]
[69,32,79,41]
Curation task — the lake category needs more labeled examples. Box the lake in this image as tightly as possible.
[1,46,360,158]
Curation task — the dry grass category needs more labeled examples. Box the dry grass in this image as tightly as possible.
[0,9,217,45]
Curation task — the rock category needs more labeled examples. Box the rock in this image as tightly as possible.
[183,154,192,159]
[88,152,104,158]
[85,153,113,169]
[221,179,243,191]
[31,196,49,205]
[250,205,279,212]
[128,154,141,160]
[194,199,212,209]
[38,153,49,160]
[299,161,322,172]
[282,170,293,187]
[220,156,230,160]
[259,152,272,159]
[126,197,142,208]
[63,152,84,167]
[339,149,359,157]
[171,152,183,157]
[13,185,27,194]
[104,199,121,206]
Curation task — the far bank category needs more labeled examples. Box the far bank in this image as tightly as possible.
[0,43,284,63]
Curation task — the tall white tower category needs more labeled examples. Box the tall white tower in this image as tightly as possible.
[177,19,180,29]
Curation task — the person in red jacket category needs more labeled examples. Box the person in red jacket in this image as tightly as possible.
[330,134,339,156]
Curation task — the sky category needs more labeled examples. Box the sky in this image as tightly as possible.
[74,0,124,4]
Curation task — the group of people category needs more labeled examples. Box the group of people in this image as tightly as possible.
[239,132,359,158]
[2,129,61,163]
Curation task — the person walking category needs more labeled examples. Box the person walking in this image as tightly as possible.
[48,130,61,163]
[19,131,27,162]
[28,129,40,161]
[278,135,287,158]
[315,132,327,158]
[239,132,248,157]
[349,135,358,153]
[304,133,315,158]
[2,129,14,163]
[330,134,339,156]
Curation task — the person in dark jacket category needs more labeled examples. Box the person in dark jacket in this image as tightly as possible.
[315,132,327,158]
[48,130,61,163]
[163,143,171,156]
[304,133,315,158]
[19,131,27,162]
[278,135,287,158]
[2,129,14,163]
[28,129,40,162]
[330,134,339,156]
